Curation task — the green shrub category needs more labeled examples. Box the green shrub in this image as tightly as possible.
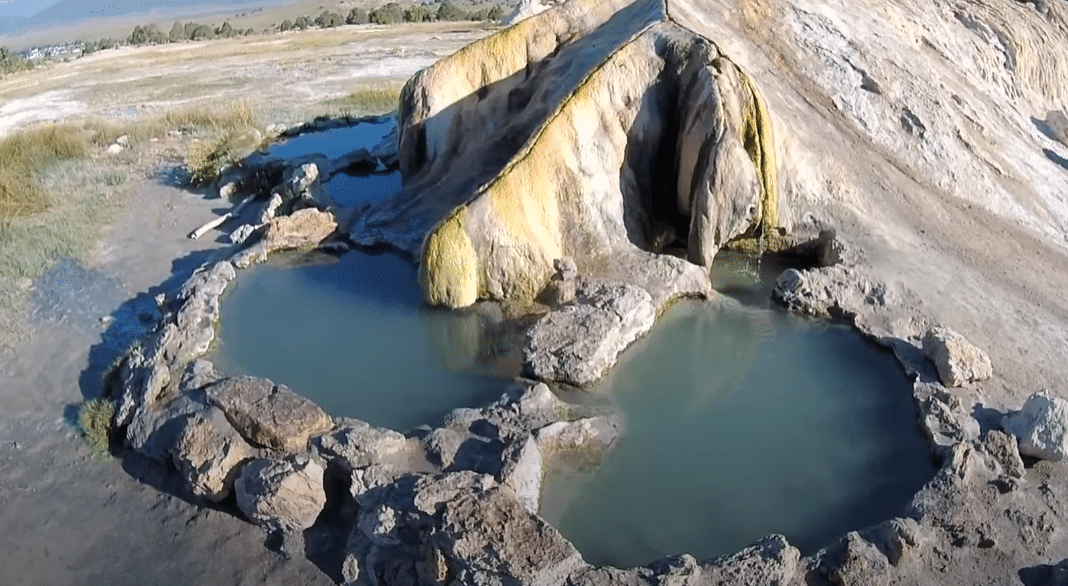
[370,3,405,24]
[436,1,467,21]
[315,10,345,28]
[346,8,369,24]
[77,398,116,457]
[0,46,33,76]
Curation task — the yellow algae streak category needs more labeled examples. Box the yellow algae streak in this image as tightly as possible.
[738,68,779,236]
[419,207,479,307]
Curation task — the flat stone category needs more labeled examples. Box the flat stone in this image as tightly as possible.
[922,326,993,387]
[263,208,338,254]
[205,376,333,452]
[524,280,655,387]
[316,419,416,471]
[1003,391,1068,461]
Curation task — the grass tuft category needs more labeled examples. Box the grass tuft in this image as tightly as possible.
[346,84,402,114]
[77,397,116,457]
[185,126,263,186]
[0,124,90,218]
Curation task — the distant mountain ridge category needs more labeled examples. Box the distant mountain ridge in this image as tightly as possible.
[0,14,29,35]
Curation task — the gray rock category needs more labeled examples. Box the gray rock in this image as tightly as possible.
[204,376,333,452]
[124,393,206,460]
[436,486,586,586]
[316,419,417,471]
[916,383,981,453]
[178,359,222,393]
[554,257,578,281]
[114,340,173,429]
[499,435,542,514]
[828,532,891,586]
[422,427,466,469]
[258,193,284,224]
[230,241,268,269]
[116,134,130,148]
[701,535,801,585]
[922,326,993,387]
[172,407,252,501]
[263,208,338,254]
[524,280,655,387]
[535,415,622,453]
[1048,110,1068,147]
[1002,391,1068,461]
[350,464,412,503]
[983,429,1027,478]
[282,162,318,196]
[235,456,327,533]
[228,223,258,244]
[106,143,123,154]
[773,264,889,319]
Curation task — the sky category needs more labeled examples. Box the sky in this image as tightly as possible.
[0,1,60,18]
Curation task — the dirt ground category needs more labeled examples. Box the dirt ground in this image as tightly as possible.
[0,21,489,586]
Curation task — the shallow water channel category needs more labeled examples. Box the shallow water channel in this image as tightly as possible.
[539,255,937,568]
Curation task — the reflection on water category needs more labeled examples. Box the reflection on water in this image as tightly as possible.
[208,251,519,432]
[264,121,394,160]
[540,273,935,568]
[324,171,402,207]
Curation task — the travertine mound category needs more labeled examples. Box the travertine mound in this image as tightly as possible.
[353,0,791,308]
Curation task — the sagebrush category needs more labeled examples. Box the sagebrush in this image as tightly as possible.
[77,397,116,457]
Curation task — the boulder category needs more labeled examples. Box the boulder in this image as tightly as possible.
[204,376,333,452]
[235,455,327,533]
[436,486,586,585]
[827,533,891,586]
[316,419,418,471]
[1048,110,1068,147]
[178,359,222,393]
[422,427,466,469]
[499,435,542,514]
[685,535,801,585]
[258,193,284,224]
[124,393,206,460]
[1002,391,1068,461]
[524,280,655,386]
[983,430,1027,478]
[228,223,257,244]
[263,208,338,254]
[922,326,993,387]
[171,407,253,501]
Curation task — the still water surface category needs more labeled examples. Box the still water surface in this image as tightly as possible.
[539,257,935,568]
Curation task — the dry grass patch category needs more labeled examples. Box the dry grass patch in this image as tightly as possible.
[0,124,90,218]
[84,99,258,147]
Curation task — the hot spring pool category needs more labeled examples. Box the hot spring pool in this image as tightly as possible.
[538,267,936,568]
[208,250,518,432]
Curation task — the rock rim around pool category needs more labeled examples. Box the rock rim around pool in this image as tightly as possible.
[99,0,1068,582]
[103,194,1067,586]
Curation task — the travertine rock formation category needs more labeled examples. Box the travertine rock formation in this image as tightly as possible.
[353,0,793,309]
